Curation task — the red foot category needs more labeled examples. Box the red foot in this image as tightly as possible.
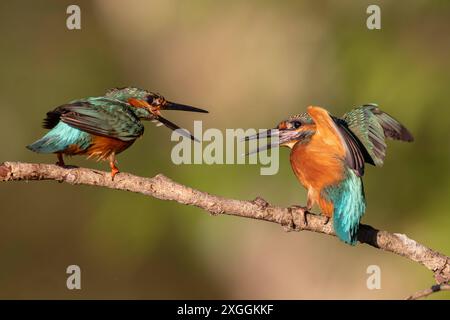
[111,167,120,180]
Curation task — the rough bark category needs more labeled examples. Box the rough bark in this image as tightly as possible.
[1,161,449,298]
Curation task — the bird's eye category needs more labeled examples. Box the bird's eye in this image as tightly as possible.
[146,96,154,104]
[292,121,301,129]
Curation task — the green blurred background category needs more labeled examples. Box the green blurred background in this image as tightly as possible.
[0,0,449,299]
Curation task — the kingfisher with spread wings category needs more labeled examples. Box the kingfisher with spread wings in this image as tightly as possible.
[247,104,413,245]
[27,87,208,179]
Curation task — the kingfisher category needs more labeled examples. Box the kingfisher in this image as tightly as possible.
[27,87,208,179]
[247,104,413,245]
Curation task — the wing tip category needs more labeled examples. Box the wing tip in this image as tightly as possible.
[399,127,414,142]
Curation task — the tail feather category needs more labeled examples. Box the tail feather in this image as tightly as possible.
[27,122,91,154]
[27,137,62,153]
[322,169,366,245]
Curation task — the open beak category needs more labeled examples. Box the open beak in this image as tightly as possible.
[128,97,206,142]
[244,129,277,141]
[162,101,208,113]
[156,101,207,142]
[155,115,200,142]
[244,128,301,155]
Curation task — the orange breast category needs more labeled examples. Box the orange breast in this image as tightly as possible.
[85,135,135,160]
[290,129,345,216]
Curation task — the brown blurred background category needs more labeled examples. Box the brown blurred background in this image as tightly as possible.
[0,0,449,299]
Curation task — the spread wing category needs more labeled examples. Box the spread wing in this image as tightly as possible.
[43,97,144,141]
[342,104,414,167]
[332,117,369,176]
[307,106,366,177]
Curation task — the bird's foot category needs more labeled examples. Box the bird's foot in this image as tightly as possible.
[55,160,65,167]
[109,154,120,181]
[56,153,66,167]
[55,154,77,168]
[110,167,120,181]
[55,161,77,169]
[289,205,309,228]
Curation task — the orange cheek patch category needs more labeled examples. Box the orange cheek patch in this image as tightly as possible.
[128,98,151,109]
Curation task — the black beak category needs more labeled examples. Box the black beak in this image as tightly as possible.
[243,129,279,155]
[244,128,301,155]
[155,100,207,142]
[243,129,277,141]
[162,101,209,113]
[155,115,200,142]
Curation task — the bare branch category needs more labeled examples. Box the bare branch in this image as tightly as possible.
[1,161,449,295]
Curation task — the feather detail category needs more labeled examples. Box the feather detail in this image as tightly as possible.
[307,106,366,176]
[342,104,414,167]
[27,122,91,154]
[85,135,135,160]
[321,168,366,245]
[42,99,144,142]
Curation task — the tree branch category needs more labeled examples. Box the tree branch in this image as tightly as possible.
[1,161,449,297]
[406,283,450,300]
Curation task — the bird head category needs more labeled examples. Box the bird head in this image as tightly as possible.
[145,93,208,116]
[245,113,315,154]
[127,92,208,142]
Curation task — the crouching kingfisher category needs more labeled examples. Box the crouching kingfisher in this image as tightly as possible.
[247,104,413,245]
[27,87,208,179]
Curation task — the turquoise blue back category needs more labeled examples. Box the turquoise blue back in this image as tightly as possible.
[322,168,366,245]
[27,122,92,154]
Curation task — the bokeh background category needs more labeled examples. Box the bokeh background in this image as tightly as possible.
[0,0,449,299]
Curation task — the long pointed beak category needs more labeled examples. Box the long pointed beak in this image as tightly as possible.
[277,129,302,145]
[244,129,301,155]
[243,129,277,141]
[244,129,279,155]
[162,101,209,113]
[155,115,200,142]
